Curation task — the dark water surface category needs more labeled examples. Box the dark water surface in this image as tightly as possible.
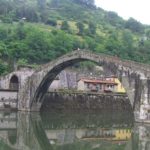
[0,110,149,150]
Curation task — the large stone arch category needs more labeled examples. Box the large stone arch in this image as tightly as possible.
[18,50,150,114]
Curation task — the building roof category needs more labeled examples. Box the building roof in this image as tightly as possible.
[79,78,118,85]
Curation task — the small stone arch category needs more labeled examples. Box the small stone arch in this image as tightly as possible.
[9,75,19,91]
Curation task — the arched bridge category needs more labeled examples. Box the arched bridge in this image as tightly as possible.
[17,50,150,118]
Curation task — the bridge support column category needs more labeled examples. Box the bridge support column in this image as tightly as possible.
[121,74,150,121]
[18,78,33,111]
[138,79,150,120]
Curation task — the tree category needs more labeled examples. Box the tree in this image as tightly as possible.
[76,22,84,35]
[61,21,70,32]
[105,31,123,57]
[46,19,57,26]
[121,30,135,59]
[17,58,28,66]
[106,11,124,27]
[16,21,26,40]
[0,59,8,75]
[125,18,144,33]
[146,30,150,40]
[84,36,97,49]
[37,0,46,10]
[73,0,95,8]
[15,5,39,22]
[25,28,54,62]
[39,10,48,23]
[0,27,8,40]
[50,0,60,7]
[0,0,13,16]
[122,30,134,49]
[51,31,74,56]
[88,22,96,35]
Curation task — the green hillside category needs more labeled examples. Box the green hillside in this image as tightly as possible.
[0,0,150,75]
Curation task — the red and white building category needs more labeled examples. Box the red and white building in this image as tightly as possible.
[77,78,118,93]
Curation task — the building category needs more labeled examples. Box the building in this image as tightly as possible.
[77,78,118,92]
[48,70,77,91]
[114,129,131,141]
[49,77,61,91]
[106,76,126,93]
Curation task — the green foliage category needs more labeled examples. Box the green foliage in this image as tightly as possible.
[61,21,70,32]
[0,60,8,75]
[84,36,97,49]
[17,58,28,66]
[16,6,39,22]
[45,19,57,26]
[0,27,9,40]
[37,0,46,10]
[125,18,144,33]
[0,0,150,74]
[76,22,84,35]
[146,29,150,39]
[24,28,53,62]
[73,0,95,8]
[78,61,96,70]
[105,11,125,27]
[16,21,26,40]
[88,22,96,35]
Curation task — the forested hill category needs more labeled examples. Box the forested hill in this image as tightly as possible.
[0,0,150,75]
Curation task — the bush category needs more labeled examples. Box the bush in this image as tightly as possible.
[0,60,8,75]
[1,16,13,24]
[45,19,57,26]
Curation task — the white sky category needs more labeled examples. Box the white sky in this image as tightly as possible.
[95,0,150,25]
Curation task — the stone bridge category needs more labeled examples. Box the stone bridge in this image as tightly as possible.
[1,50,150,119]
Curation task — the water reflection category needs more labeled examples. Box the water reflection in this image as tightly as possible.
[0,111,149,150]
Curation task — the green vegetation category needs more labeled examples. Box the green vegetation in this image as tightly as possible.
[0,0,150,75]
[0,140,16,150]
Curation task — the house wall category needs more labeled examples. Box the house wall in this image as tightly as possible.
[106,78,126,93]
[114,129,131,140]
[78,81,118,93]
[105,84,118,92]
[49,80,61,91]
[77,80,85,91]
[114,78,126,93]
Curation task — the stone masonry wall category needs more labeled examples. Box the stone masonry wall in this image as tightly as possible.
[0,90,18,110]
[41,92,132,112]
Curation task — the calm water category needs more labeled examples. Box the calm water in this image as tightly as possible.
[0,111,149,150]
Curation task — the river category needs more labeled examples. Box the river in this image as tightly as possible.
[0,109,149,150]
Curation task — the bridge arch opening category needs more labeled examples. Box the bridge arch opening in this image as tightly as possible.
[9,75,19,91]
[32,58,90,105]
[30,56,132,112]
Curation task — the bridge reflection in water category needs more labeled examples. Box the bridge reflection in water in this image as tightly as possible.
[0,111,149,150]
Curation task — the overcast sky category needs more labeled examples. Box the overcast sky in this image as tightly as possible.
[95,0,150,25]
